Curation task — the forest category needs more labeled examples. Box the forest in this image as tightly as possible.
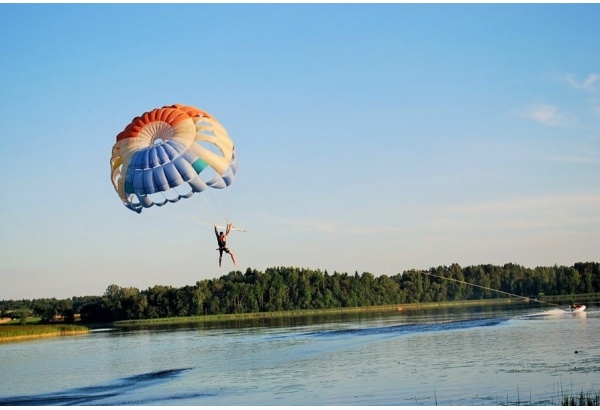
[1,262,599,323]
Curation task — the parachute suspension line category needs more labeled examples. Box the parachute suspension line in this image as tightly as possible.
[196,192,222,226]
[132,183,235,231]
[221,184,234,225]
[214,190,226,224]
[195,188,233,227]
[419,271,564,308]
[145,203,212,228]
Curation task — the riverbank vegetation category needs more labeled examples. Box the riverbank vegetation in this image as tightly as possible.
[0,324,89,343]
[561,391,600,406]
[1,262,598,324]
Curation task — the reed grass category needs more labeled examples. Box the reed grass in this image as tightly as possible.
[0,324,89,342]
[560,390,600,406]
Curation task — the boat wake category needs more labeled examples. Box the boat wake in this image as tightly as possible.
[0,368,199,406]
[305,317,508,339]
[520,306,587,319]
[530,309,566,316]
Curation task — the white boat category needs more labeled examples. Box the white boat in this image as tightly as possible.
[568,304,586,312]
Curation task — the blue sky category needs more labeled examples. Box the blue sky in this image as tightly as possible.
[1,4,599,300]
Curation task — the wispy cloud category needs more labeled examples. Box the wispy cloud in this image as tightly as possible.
[254,211,402,237]
[453,193,600,213]
[523,103,573,127]
[426,194,600,233]
[545,145,600,164]
[566,73,599,92]
[545,154,600,164]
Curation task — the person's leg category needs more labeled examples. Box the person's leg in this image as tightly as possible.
[225,248,236,265]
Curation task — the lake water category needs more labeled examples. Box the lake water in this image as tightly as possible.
[1,303,598,406]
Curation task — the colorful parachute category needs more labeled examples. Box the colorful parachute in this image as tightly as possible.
[110,104,237,213]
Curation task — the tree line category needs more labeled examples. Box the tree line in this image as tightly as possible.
[1,262,598,323]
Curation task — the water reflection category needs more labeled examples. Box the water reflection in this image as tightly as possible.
[0,303,597,406]
[0,368,195,406]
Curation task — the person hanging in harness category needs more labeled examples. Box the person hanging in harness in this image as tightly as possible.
[215,223,237,267]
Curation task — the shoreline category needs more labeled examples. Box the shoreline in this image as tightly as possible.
[0,330,90,343]
[113,297,529,327]
[3,293,594,338]
[113,293,597,327]
[0,325,90,344]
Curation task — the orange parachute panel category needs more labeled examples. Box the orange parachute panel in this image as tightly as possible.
[110,103,238,213]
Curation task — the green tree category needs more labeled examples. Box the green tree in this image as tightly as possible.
[120,287,146,319]
[57,299,75,323]
[400,270,424,303]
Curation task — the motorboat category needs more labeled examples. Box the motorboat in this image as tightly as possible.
[568,304,586,312]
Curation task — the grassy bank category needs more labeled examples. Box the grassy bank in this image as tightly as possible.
[539,293,599,304]
[0,324,90,343]
[114,297,529,327]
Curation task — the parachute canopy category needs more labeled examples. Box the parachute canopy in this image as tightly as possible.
[110,104,237,213]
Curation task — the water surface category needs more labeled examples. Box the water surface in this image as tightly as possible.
[1,303,598,405]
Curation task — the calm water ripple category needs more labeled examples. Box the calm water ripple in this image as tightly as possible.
[1,303,598,405]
